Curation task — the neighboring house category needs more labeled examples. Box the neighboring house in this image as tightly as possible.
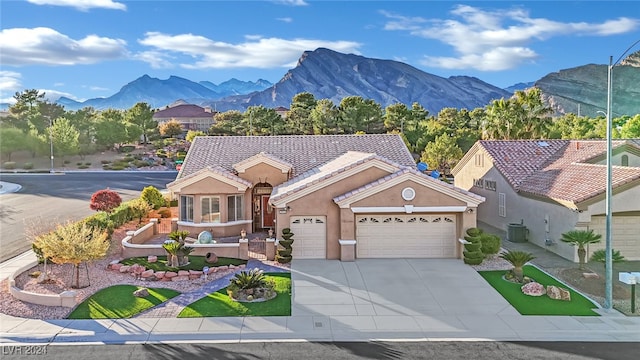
[452,139,640,262]
[167,134,485,261]
[273,106,289,118]
[153,104,216,132]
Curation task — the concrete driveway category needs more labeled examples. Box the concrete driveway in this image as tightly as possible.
[290,259,521,339]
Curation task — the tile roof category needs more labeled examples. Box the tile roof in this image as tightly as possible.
[270,151,401,203]
[168,165,253,189]
[153,104,213,119]
[478,139,640,204]
[178,134,415,179]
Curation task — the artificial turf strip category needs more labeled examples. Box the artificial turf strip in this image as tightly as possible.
[67,285,181,319]
[178,273,291,318]
[478,265,599,316]
[120,256,247,271]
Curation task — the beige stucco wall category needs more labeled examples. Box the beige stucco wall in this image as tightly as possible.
[238,162,289,186]
[275,166,391,259]
[591,150,640,167]
[180,177,242,195]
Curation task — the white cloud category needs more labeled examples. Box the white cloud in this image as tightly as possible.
[0,72,77,104]
[273,0,308,6]
[26,0,126,11]
[277,17,293,23]
[137,32,361,69]
[383,5,640,71]
[0,27,128,66]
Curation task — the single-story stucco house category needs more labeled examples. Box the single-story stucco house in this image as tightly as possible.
[452,139,640,262]
[167,134,485,261]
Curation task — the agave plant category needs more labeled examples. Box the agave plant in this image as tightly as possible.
[230,268,267,290]
[560,229,602,270]
[499,250,535,283]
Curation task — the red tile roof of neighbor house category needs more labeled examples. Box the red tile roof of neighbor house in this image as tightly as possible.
[153,104,213,118]
[477,139,640,204]
[178,134,415,179]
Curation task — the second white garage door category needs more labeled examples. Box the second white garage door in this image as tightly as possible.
[289,216,327,259]
[356,214,457,258]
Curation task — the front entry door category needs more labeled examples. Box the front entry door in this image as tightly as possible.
[262,196,275,228]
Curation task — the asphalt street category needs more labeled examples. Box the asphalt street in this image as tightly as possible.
[2,341,639,360]
[0,172,177,262]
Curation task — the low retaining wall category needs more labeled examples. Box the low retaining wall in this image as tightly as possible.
[121,237,249,260]
[8,260,77,308]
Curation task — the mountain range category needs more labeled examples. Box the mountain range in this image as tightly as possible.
[52,48,640,117]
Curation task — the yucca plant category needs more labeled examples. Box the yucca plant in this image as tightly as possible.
[499,250,536,283]
[560,229,602,270]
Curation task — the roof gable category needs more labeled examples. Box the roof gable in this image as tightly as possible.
[233,152,293,174]
[270,152,400,206]
[334,167,485,208]
[167,165,252,192]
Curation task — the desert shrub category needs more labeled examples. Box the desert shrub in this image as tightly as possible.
[22,162,33,169]
[110,165,125,170]
[479,234,501,256]
[77,162,83,166]
[158,208,171,218]
[3,161,16,169]
[590,249,626,263]
[141,186,166,210]
[133,160,149,168]
[120,145,135,153]
[84,162,92,166]
[101,160,111,164]
[63,160,70,164]
[78,165,89,169]
[102,165,111,170]
[128,198,152,222]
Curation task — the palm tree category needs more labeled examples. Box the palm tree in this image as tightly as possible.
[499,250,536,283]
[560,229,602,270]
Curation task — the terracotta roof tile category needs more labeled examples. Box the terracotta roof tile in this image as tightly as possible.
[479,139,640,204]
[153,104,213,118]
[179,134,415,179]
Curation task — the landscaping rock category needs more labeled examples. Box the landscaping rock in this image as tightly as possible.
[133,288,149,297]
[218,266,228,271]
[147,255,158,263]
[108,260,119,269]
[583,272,599,279]
[521,282,546,296]
[189,270,202,276]
[111,263,122,271]
[171,275,189,282]
[141,270,154,278]
[178,270,190,277]
[119,265,130,273]
[547,285,572,301]
[164,271,178,278]
[155,271,165,279]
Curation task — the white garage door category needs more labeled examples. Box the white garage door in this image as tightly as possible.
[356,214,457,258]
[289,216,326,259]
[589,215,640,260]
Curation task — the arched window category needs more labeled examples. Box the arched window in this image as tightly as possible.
[621,155,629,167]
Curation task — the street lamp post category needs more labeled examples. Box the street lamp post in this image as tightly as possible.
[603,39,640,310]
[48,116,54,173]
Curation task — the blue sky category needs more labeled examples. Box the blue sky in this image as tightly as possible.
[1,0,639,104]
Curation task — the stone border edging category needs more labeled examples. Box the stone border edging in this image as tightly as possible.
[8,259,77,308]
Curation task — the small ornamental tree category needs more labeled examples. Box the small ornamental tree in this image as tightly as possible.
[34,221,110,288]
[141,185,166,210]
[276,228,294,264]
[89,189,122,214]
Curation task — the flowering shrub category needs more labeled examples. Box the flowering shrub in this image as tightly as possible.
[521,282,546,296]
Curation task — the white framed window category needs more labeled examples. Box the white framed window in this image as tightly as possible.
[201,196,220,223]
[498,192,506,217]
[228,195,244,222]
[180,195,194,222]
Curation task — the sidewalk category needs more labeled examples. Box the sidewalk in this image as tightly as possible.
[0,181,22,194]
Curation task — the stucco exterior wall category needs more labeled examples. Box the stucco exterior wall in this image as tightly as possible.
[350,180,467,207]
[180,177,242,195]
[275,166,391,259]
[238,162,288,186]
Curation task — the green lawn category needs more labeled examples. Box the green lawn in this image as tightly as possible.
[67,285,181,319]
[178,273,291,318]
[478,265,599,316]
[120,256,247,271]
